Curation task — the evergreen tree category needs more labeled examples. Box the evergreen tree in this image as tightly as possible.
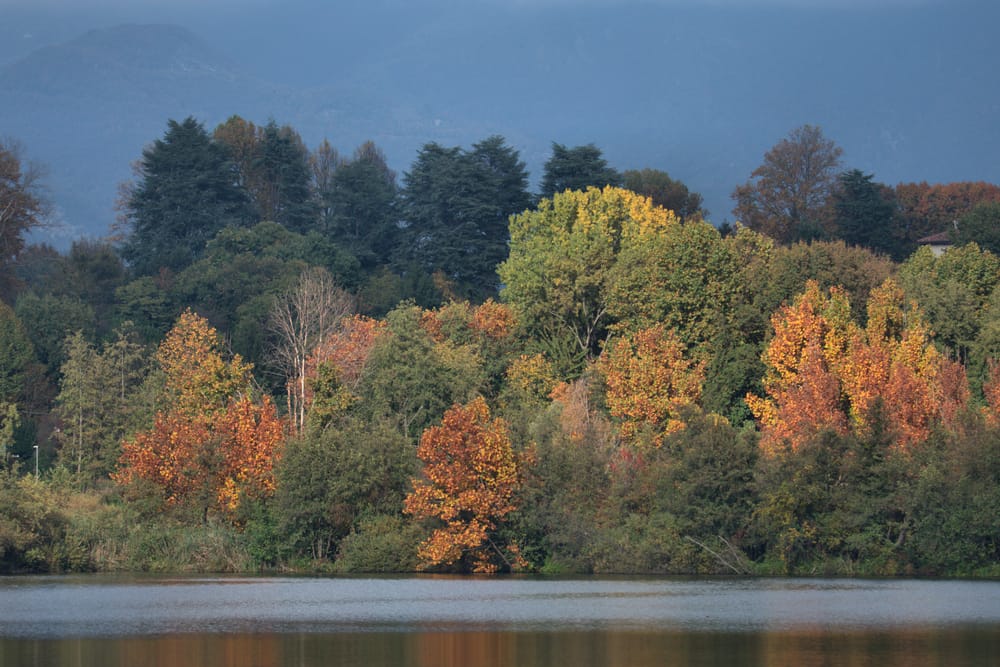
[121,117,249,275]
[327,141,399,270]
[398,137,530,300]
[539,142,622,199]
[832,169,897,257]
[254,121,317,233]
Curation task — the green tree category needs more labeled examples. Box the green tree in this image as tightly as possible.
[623,168,704,219]
[732,124,843,243]
[398,137,530,300]
[832,169,897,257]
[539,143,622,199]
[499,186,678,358]
[14,292,94,378]
[121,117,250,275]
[326,141,399,269]
[357,304,485,439]
[0,302,35,404]
[274,417,414,562]
[54,327,151,484]
[253,121,317,233]
[953,202,1000,256]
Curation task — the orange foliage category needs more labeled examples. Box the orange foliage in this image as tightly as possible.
[404,397,528,572]
[599,324,705,446]
[469,299,517,341]
[984,360,1000,426]
[895,181,1000,238]
[307,315,387,391]
[114,312,283,518]
[750,278,969,454]
[214,396,284,511]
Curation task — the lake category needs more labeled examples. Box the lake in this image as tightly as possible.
[1,576,998,666]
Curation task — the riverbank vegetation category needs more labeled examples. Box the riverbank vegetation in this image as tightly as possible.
[1,121,999,577]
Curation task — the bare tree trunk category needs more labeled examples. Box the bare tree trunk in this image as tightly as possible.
[268,267,354,434]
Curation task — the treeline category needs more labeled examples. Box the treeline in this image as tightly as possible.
[0,120,999,576]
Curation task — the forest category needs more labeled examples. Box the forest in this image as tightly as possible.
[1,118,999,576]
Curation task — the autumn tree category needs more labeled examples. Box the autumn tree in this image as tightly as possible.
[746,281,854,454]
[600,324,705,447]
[0,139,49,299]
[304,314,387,429]
[269,267,354,434]
[732,124,843,243]
[115,311,282,520]
[404,397,528,572]
[748,279,968,454]
[499,186,678,359]
[894,181,1000,253]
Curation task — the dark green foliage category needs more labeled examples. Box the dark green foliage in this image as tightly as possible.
[539,142,622,199]
[953,202,1000,256]
[112,277,176,344]
[398,137,530,301]
[333,514,422,573]
[326,141,399,270]
[904,420,1000,575]
[0,301,36,403]
[121,117,250,275]
[253,121,317,233]
[357,304,484,439]
[15,292,94,377]
[513,402,613,573]
[753,408,908,575]
[623,168,704,219]
[273,418,414,562]
[832,169,898,257]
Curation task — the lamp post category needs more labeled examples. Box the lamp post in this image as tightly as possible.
[33,445,38,479]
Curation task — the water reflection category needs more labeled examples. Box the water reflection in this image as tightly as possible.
[1,576,999,667]
[4,628,1000,667]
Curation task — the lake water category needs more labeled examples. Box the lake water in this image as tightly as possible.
[1,576,998,666]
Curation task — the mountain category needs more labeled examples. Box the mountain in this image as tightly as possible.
[2,4,999,247]
[0,23,469,245]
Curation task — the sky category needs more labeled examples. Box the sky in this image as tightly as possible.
[2,0,997,242]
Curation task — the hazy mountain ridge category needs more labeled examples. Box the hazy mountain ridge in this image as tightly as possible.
[1,4,998,246]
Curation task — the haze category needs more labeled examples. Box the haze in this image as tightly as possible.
[1,0,996,244]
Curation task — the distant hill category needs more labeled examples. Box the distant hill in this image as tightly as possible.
[0,24,467,245]
[1,4,999,247]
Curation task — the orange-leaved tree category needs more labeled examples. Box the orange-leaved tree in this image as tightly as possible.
[404,396,528,573]
[115,310,284,520]
[599,324,705,446]
[302,314,388,427]
[748,279,969,454]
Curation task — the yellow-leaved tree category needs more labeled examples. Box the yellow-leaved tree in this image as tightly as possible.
[115,310,284,520]
[404,397,528,573]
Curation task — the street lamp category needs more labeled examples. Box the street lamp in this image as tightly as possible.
[33,445,38,479]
